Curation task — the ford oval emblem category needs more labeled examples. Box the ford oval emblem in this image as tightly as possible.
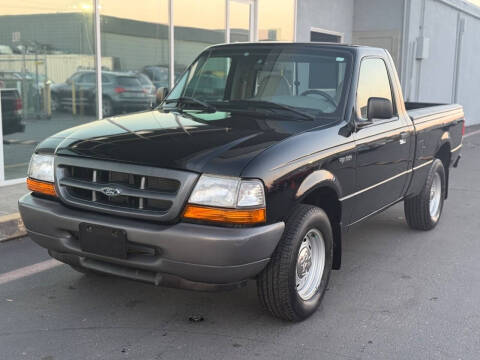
[101,186,121,197]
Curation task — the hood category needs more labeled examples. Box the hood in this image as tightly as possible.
[52,109,320,176]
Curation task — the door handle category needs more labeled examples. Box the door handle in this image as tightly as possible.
[399,132,408,145]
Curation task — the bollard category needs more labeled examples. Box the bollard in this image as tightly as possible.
[44,82,51,119]
[71,80,76,115]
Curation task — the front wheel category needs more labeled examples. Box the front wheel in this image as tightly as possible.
[257,205,333,321]
[404,158,446,230]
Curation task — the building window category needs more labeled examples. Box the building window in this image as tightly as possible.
[229,0,252,42]
[0,0,297,183]
[0,1,96,181]
[258,0,295,41]
[100,0,168,115]
[310,29,343,43]
[174,0,226,80]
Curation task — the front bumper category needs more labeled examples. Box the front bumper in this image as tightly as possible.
[18,194,284,290]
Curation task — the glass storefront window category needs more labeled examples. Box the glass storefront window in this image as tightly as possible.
[174,0,226,81]
[230,0,251,43]
[0,0,297,183]
[258,0,295,41]
[100,0,168,116]
[0,0,96,180]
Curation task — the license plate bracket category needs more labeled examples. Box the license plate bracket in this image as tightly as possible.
[79,223,127,259]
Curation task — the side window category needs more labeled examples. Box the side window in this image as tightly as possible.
[356,58,394,120]
[102,74,111,83]
[67,72,82,84]
[79,73,96,84]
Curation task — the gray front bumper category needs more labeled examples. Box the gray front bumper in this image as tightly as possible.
[18,194,284,288]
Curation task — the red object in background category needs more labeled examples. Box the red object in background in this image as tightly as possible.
[114,87,126,94]
[15,97,22,111]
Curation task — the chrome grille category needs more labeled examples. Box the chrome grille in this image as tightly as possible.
[55,157,198,222]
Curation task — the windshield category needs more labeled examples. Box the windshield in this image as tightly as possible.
[166,46,352,118]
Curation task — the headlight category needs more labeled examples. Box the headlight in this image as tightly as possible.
[237,180,265,207]
[27,154,57,197]
[28,154,55,182]
[188,175,240,208]
[183,174,266,224]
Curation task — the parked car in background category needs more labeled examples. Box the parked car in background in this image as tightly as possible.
[20,43,464,321]
[51,71,151,117]
[1,88,25,135]
[141,65,169,89]
[0,45,14,55]
[129,71,156,106]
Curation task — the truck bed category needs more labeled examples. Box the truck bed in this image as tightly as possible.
[405,102,463,123]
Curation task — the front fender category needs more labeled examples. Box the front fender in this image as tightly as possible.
[295,169,342,200]
[294,169,343,270]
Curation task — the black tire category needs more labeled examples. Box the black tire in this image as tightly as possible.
[404,159,446,230]
[102,97,114,117]
[257,205,333,321]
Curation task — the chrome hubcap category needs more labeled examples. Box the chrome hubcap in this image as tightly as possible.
[296,228,325,301]
[429,172,442,221]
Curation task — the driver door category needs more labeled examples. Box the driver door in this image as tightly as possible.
[350,57,412,223]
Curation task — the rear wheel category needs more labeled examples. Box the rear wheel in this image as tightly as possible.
[404,159,446,230]
[102,97,114,117]
[51,94,60,112]
[257,205,333,321]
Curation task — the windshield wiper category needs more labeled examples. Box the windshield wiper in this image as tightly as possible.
[223,100,315,121]
[163,96,216,113]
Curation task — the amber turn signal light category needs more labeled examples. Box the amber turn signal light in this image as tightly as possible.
[183,205,266,224]
[27,178,57,197]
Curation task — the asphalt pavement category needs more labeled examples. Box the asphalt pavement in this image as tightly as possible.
[0,130,479,360]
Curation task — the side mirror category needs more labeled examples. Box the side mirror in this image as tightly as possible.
[367,97,393,121]
[156,87,169,104]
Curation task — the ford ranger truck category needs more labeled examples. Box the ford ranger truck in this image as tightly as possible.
[19,43,464,321]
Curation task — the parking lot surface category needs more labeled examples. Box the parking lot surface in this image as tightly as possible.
[1,130,479,360]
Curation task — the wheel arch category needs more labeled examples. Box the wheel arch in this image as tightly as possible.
[435,141,451,199]
[295,170,343,270]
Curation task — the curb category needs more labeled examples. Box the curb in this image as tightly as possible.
[0,213,27,243]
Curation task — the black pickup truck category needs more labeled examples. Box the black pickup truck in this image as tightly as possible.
[19,43,464,321]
